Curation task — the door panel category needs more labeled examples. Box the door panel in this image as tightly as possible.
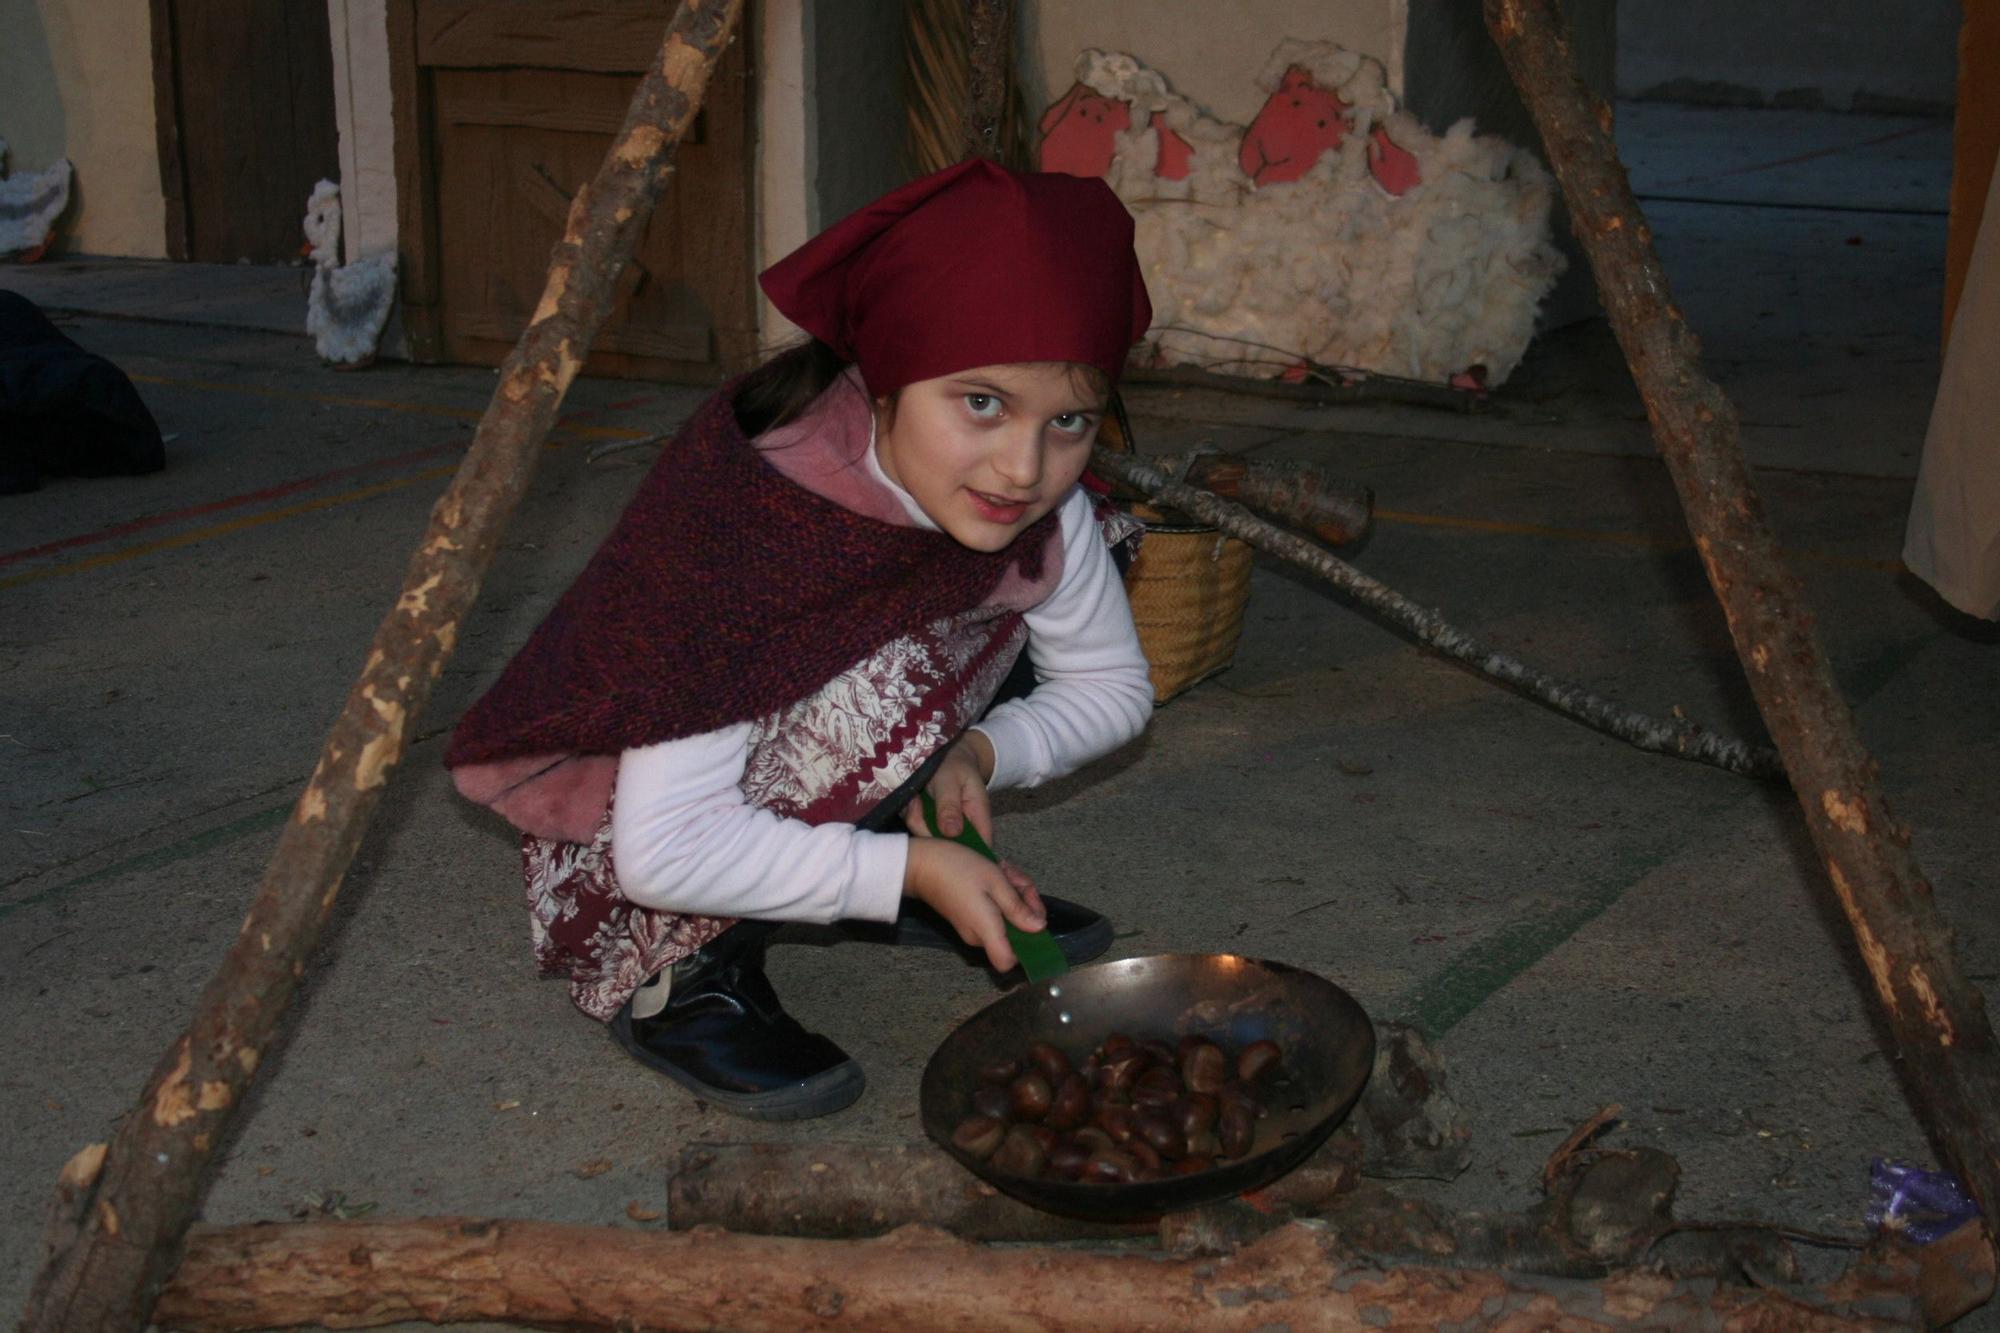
[406,0,755,382]
[164,0,340,263]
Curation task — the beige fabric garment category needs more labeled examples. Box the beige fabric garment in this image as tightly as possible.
[1905,158,2000,619]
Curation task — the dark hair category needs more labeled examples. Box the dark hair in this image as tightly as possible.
[732,338,853,437]
[732,337,1126,440]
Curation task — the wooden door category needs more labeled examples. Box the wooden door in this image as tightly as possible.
[392,1,756,381]
[153,0,341,263]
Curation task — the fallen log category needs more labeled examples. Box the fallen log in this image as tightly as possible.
[153,1216,1918,1331]
[1488,0,2000,1244]
[1091,448,1784,782]
[667,1134,1358,1241]
[16,5,746,1330]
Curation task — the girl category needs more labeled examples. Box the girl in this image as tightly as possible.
[446,159,1154,1121]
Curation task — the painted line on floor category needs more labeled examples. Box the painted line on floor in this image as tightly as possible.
[1373,508,1904,574]
[0,464,460,590]
[0,441,461,568]
[0,801,293,924]
[126,372,657,440]
[1391,627,1940,1038]
[3,387,669,576]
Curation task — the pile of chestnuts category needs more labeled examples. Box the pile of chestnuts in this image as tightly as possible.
[949,1032,1283,1185]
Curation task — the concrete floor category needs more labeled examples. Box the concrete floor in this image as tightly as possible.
[3,103,1994,1325]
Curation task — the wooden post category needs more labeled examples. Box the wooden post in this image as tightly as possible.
[1485,0,2000,1239]
[960,0,1013,162]
[16,4,745,1328]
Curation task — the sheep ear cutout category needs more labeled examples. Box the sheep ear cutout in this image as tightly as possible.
[1150,112,1193,181]
[1367,127,1421,197]
[1039,82,1090,138]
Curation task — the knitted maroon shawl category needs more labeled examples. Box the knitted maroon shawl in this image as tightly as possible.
[445,382,1055,770]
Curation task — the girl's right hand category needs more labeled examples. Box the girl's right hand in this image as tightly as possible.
[903,839,1047,973]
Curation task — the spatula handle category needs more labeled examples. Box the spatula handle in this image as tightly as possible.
[917,790,1068,980]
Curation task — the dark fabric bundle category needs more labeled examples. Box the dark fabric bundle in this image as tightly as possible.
[445,382,1056,767]
[0,289,165,495]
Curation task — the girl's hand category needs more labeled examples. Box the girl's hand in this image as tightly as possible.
[903,839,1047,972]
[904,731,997,844]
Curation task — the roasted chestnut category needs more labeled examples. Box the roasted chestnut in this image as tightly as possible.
[1136,1108,1183,1159]
[978,1057,1023,1085]
[1175,1093,1219,1141]
[1008,1071,1053,1121]
[1180,1040,1227,1095]
[1236,1039,1282,1081]
[1046,1072,1091,1130]
[952,1114,1005,1159]
[1027,1041,1073,1083]
[1047,1140,1091,1180]
[1217,1102,1257,1158]
[991,1125,1048,1177]
[1083,1150,1135,1184]
[1132,1067,1182,1108]
[1096,1103,1140,1144]
[971,1085,1012,1123]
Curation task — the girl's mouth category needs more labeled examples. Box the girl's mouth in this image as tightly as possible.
[966,489,1031,524]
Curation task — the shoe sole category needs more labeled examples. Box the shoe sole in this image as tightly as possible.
[609,1009,866,1122]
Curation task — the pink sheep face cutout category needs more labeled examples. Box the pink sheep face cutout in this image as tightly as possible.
[1038,84,1133,179]
[1239,66,1349,187]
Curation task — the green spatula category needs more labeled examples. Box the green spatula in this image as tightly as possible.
[918,790,1069,982]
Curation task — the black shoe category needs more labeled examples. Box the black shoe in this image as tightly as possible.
[609,921,864,1121]
[850,895,1115,968]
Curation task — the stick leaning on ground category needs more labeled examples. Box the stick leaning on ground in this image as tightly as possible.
[1485,0,2000,1247]
[1091,448,1786,782]
[17,5,746,1329]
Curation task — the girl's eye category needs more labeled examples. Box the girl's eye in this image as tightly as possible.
[1051,412,1095,436]
[964,394,1002,419]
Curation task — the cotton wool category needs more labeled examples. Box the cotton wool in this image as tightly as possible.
[1066,43,1564,385]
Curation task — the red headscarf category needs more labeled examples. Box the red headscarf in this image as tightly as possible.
[759,160,1153,392]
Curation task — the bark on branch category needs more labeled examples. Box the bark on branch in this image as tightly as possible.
[1486,0,2000,1243]
[17,5,746,1330]
[152,1216,1917,1331]
[959,0,1014,162]
[1091,448,1785,782]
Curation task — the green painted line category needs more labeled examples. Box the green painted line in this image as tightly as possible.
[1393,626,1942,1038]
[0,801,293,923]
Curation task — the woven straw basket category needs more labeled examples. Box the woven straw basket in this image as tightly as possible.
[1122,506,1254,703]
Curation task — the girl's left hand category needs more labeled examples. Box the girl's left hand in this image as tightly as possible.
[905,731,997,844]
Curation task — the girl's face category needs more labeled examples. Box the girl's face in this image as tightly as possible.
[874,362,1107,552]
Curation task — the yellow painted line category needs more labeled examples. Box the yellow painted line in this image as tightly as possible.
[127,372,649,441]
[1374,508,1903,574]
[1,465,459,591]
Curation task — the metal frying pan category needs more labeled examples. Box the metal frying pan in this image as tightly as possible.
[919,954,1375,1221]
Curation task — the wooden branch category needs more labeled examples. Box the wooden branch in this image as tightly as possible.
[959,0,1012,162]
[1487,0,2000,1242]
[1113,451,1374,548]
[16,5,746,1330]
[1126,361,1491,414]
[153,1216,1917,1331]
[1092,447,1785,782]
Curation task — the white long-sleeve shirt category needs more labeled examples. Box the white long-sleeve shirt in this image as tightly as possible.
[610,468,1151,925]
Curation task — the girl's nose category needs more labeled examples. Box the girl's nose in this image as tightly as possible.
[992,428,1044,491]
